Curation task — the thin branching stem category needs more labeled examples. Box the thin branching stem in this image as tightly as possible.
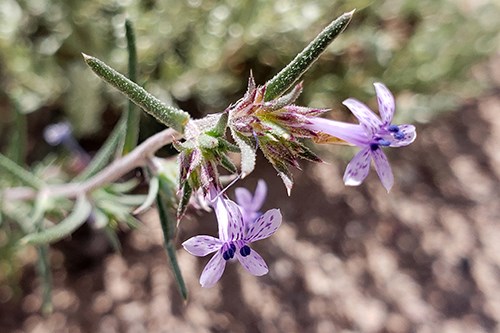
[2,128,182,201]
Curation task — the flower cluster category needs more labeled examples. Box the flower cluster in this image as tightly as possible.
[181,81,416,288]
[227,74,325,193]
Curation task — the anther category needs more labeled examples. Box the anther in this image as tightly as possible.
[394,132,405,140]
[240,245,251,257]
[388,125,400,132]
[377,139,391,146]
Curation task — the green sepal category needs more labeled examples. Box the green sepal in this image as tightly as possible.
[198,133,219,150]
[264,10,354,101]
[219,154,238,174]
[218,138,240,153]
[207,112,228,137]
[230,128,256,178]
[176,181,192,222]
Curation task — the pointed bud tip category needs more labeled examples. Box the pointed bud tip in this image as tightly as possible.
[345,9,356,17]
[81,52,91,60]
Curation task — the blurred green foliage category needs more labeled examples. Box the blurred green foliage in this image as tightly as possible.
[0,0,499,298]
[1,0,498,136]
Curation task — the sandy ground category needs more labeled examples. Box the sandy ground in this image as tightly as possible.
[1,67,500,333]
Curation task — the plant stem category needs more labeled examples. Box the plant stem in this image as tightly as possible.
[2,128,182,201]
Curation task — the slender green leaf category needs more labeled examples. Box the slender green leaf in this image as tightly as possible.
[31,193,52,314]
[83,54,190,132]
[0,153,44,189]
[264,10,354,101]
[7,104,27,165]
[77,20,139,179]
[37,245,53,315]
[133,175,160,215]
[21,196,92,245]
[156,185,188,300]
[123,19,140,154]
[104,226,122,252]
[75,117,126,181]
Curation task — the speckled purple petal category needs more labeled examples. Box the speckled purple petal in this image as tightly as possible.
[343,147,371,186]
[182,235,222,257]
[200,251,226,288]
[374,83,395,125]
[213,195,230,241]
[224,199,245,241]
[371,148,394,192]
[236,248,269,276]
[245,209,282,242]
[389,124,417,147]
[343,98,382,136]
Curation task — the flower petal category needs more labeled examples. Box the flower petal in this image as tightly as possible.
[213,195,230,240]
[307,117,369,146]
[343,98,382,135]
[182,235,222,257]
[213,196,244,241]
[374,82,395,125]
[371,148,394,192]
[389,124,417,147]
[251,179,267,212]
[234,187,253,209]
[200,251,226,288]
[245,209,282,242]
[236,248,269,276]
[343,147,371,186]
[224,199,245,241]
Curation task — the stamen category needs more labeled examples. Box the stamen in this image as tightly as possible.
[388,125,400,132]
[394,132,405,140]
[222,243,236,260]
[240,245,251,257]
[370,143,379,151]
[377,139,391,146]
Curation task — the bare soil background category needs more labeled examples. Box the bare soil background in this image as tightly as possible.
[1,62,500,333]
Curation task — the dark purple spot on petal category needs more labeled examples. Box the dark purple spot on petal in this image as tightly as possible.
[370,143,379,151]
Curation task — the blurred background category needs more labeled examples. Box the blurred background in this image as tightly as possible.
[1,0,500,332]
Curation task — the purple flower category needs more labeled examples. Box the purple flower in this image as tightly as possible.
[235,179,267,227]
[182,190,281,288]
[306,83,416,192]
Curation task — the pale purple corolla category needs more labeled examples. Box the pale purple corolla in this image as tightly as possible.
[182,186,281,288]
[234,179,267,228]
[305,83,416,192]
